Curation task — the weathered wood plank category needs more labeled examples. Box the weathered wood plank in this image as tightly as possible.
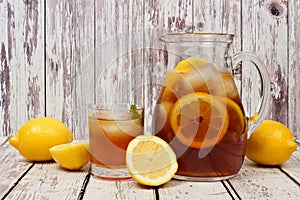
[280,144,300,183]
[46,0,95,139]
[0,144,299,199]
[0,0,298,142]
[94,0,144,107]
[158,180,232,199]
[0,136,8,144]
[0,138,34,199]
[241,0,289,130]
[229,158,300,199]
[287,0,300,139]
[4,162,87,200]
[83,177,155,200]
[145,0,193,32]
[0,0,45,136]
[143,0,193,133]
[193,0,242,50]
[193,0,243,109]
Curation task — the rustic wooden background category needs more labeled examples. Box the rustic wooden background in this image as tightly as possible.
[0,0,299,139]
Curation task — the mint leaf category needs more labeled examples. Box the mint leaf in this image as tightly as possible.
[129,104,144,126]
[129,104,139,119]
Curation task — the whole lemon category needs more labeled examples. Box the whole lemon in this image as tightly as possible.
[9,117,73,161]
[246,120,297,166]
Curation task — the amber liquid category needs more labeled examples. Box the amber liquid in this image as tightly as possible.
[153,67,247,178]
[89,115,143,169]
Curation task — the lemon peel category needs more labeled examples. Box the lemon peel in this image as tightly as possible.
[246,120,297,166]
[9,117,73,161]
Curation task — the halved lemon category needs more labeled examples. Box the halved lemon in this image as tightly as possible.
[170,92,229,148]
[175,57,208,73]
[126,135,178,186]
[49,142,90,170]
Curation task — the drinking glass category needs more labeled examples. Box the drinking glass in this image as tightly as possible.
[88,103,144,180]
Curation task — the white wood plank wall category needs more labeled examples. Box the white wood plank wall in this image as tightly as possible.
[0,0,299,139]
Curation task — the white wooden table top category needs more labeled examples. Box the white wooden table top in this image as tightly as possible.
[1,137,299,200]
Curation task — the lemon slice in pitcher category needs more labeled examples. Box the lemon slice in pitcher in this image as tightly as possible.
[223,98,245,137]
[214,97,246,143]
[170,92,229,148]
[175,57,208,73]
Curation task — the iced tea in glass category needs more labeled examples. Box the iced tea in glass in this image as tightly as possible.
[89,104,144,180]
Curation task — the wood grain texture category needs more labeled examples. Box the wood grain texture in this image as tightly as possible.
[143,0,193,133]
[193,0,241,39]
[241,0,289,126]
[0,0,299,138]
[281,146,300,183]
[193,0,242,68]
[158,180,233,199]
[229,158,300,199]
[193,0,243,111]
[288,0,300,140]
[94,0,144,106]
[46,0,94,139]
[4,163,87,200]
[0,0,45,136]
[0,139,34,199]
[83,178,156,200]
[0,137,300,199]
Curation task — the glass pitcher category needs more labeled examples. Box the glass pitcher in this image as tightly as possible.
[152,33,270,181]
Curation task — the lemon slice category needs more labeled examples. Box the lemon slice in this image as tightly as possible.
[224,98,245,136]
[175,57,208,73]
[126,135,178,186]
[170,92,229,148]
[49,142,90,170]
[216,97,245,139]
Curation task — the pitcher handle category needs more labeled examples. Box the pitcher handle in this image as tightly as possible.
[232,52,271,134]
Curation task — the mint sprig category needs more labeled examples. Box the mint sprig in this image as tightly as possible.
[129,104,139,119]
[129,104,144,126]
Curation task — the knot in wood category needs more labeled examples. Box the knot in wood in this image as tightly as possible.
[268,1,285,18]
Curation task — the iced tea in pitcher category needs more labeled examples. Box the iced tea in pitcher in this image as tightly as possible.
[153,55,247,180]
[154,33,271,181]
[152,33,255,181]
